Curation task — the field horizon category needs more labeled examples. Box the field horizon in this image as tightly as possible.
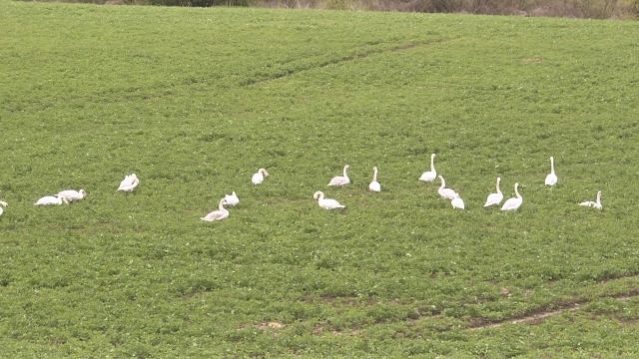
[2,1,639,357]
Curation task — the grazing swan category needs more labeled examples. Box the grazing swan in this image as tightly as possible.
[201,198,229,222]
[224,191,239,206]
[437,175,458,200]
[0,200,7,217]
[35,195,69,206]
[313,191,345,210]
[579,190,602,210]
[252,168,269,185]
[369,166,381,192]
[545,156,557,186]
[501,182,523,211]
[419,153,437,183]
[483,177,504,207]
[328,165,351,187]
[57,189,87,202]
[451,193,465,209]
[118,173,140,192]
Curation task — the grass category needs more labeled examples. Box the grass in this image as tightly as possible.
[2,1,639,357]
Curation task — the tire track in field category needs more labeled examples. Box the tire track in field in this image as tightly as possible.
[240,37,455,86]
[469,291,638,330]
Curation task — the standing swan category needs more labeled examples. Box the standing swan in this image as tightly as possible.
[451,193,465,210]
[313,191,345,210]
[579,191,602,210]
[483,177,503,207]
[328,165,350,187]
[369,166,381,192]
[501,183,523,211]
[201,198,229,221]
[545,156,557,186]
[437,175,458,200]
[0,200,7,217]
[224,191,239,206]
[252,168,269,185]
[419,153,437,183]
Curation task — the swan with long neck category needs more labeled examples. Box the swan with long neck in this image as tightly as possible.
[369,166,381,192]
[313,191,345,210]
[328,165,351,187]
[545,156,557,186]
[419,153,437,183]
[579,191,602,210]
[35,195,69,206]
[483,177,503,207]
[224,191,239,206]
[252,168,269,185]
[437,175,458,200]
[501,182,523,211]
[58,189,87,202]
[201,198,230,221]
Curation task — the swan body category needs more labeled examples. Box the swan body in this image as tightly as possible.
[0,200,7,217]
[224,191,239,206]
[313,191,345,210]
[483,177,503,207]
[201,198,229,222]
[252,168,269,185]
[419,153,437,183]
[437,175,458,200]
[501,183,523,211]
[369,166,381,192]
[57,189,87,202]
[35,195,69,206]
[328,165,351,187]
[579,191,602,210]
[118,173,140,192]
[545,156,557,186]
[451,193,465,209]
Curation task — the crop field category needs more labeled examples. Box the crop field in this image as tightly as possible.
[2,1,639,357]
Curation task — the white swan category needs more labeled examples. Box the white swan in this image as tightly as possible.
[451,193,465,210]
[57,189,87,202]
[369,166,381,192]
[545,156,557,186]
[224,191,239,206]
[501,182,523,211]
[579,190,602,210]
[252,168,269,185]
[483,177,503,207]
[201,198,229,222]
[118,173,139,192]
[35,195,69,206]
[313,191,345,210]
[328,165,350,187]
[0,200,7,217]
[419,153,437,183]
[437,175,458,200]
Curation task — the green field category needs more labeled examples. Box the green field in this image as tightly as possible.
[2,1,639,357]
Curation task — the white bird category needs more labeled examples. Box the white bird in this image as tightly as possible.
[224,191,239,206]
[369,166,381,192]
[201,198,229,222]
[252,168,269,185]
[313,191,345,210]
[328,165,350,187]
[451,193,465,209]
[118,173,140,192]
[545,156,557,186]
[501,182,523,211]
[419,153,437,183]
[0,200,7,217]
[483,177,504,207]
[35,195,69,206]
[579,190,602,210]
[57,189,87,202]
[437,175,458,200]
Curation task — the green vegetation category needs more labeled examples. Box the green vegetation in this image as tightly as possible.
[2,1,639,357]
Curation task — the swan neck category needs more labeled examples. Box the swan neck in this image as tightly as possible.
[515,185,521,198]
[343,166,349,177]
[430,155,435,171]
[373,168,378,181]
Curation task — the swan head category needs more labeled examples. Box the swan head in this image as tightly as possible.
[79,189,87,198]
[313,191,324,200]
[497,177,501,183]
[431,153,436,159]
[0,200,7,208]
[373,166,378,171]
